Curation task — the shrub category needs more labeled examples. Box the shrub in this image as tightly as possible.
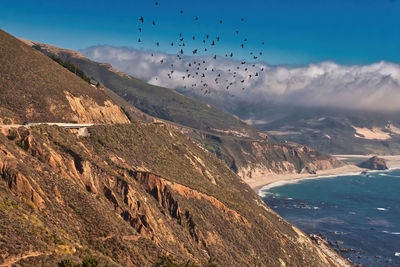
[58,259,76,267]
[82,256,99,267]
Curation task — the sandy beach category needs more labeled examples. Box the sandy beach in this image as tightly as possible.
[245,155,400,193]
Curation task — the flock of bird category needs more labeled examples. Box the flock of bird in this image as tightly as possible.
[135,1,267,95]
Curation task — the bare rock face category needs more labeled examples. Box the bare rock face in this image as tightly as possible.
[358,156,388,170]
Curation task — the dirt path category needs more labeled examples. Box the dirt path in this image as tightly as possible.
[0,251,44,267]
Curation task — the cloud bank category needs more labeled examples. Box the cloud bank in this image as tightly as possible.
[82,45,400,112]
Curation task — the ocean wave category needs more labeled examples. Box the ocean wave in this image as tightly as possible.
[377,208,389,211]
[383,231,400,235]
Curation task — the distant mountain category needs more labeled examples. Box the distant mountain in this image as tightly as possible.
[0,30,129,125]
[26,41,342,179]
[238,105,400,155]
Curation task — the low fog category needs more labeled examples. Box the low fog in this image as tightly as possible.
[82,45,400,112]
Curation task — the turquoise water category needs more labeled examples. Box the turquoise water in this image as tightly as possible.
[260,169,400,266]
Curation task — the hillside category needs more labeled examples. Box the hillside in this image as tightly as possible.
[26,41,343,179]
[0,123,348,266]
[245,106,400,155]
[0,29,129,125]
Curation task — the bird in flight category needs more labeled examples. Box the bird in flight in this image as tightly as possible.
[139,16,144,23]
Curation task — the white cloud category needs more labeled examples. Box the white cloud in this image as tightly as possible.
[82,45,400,112]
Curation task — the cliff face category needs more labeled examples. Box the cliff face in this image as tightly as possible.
[0,29,129,124]
[0,124,348,266]
[193,133,343,180]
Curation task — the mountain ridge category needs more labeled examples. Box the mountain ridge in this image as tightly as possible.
[25,40,343,179]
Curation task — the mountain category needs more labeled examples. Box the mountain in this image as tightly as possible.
[0,30,129,125]
[0,30,349,266]
[25,41,342,179]
[239,105,400,155]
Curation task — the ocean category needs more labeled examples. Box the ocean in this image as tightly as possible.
[260,169,400,267]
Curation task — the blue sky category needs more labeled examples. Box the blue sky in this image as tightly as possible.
[1,0,400,65]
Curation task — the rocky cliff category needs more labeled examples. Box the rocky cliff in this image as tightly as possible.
[0,29,129,124]
[0,123,349,266]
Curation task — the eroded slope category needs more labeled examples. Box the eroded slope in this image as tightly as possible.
[0,123,348,266]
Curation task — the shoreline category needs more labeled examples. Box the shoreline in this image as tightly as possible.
[244,155,400,194]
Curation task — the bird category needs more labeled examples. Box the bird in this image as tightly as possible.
[211,41,215,46]
[152,20,156,26]
[219,20,223,24]
[235,30,239,35]
[230,53,233,57]
[216,36,220,41]
[192,49,198,54]
[206,34,209,39]
[241,18,244,22]
[180,10,183,14]
[170,42,174,46]
[160,59,164,64]
[138,28,142,32]
[213,55,217,59]
[156,42,159,46]
[192,36,196,40]
[241,44,244,48]
[140,16,144,23]
[138,38,142,42]
[180,38,184,42]
[244,38,247,42]
[155,2,158,6]
[261,42,265,45]
[194,16,199,21]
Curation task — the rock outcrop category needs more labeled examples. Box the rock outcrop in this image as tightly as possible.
[358,156,388,170]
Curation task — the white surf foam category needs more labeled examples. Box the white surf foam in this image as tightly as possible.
[377,208,388,211]
[383,231,400,235]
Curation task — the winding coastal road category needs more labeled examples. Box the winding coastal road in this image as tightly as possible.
[0,123,94,136]
[0,123,94,129]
